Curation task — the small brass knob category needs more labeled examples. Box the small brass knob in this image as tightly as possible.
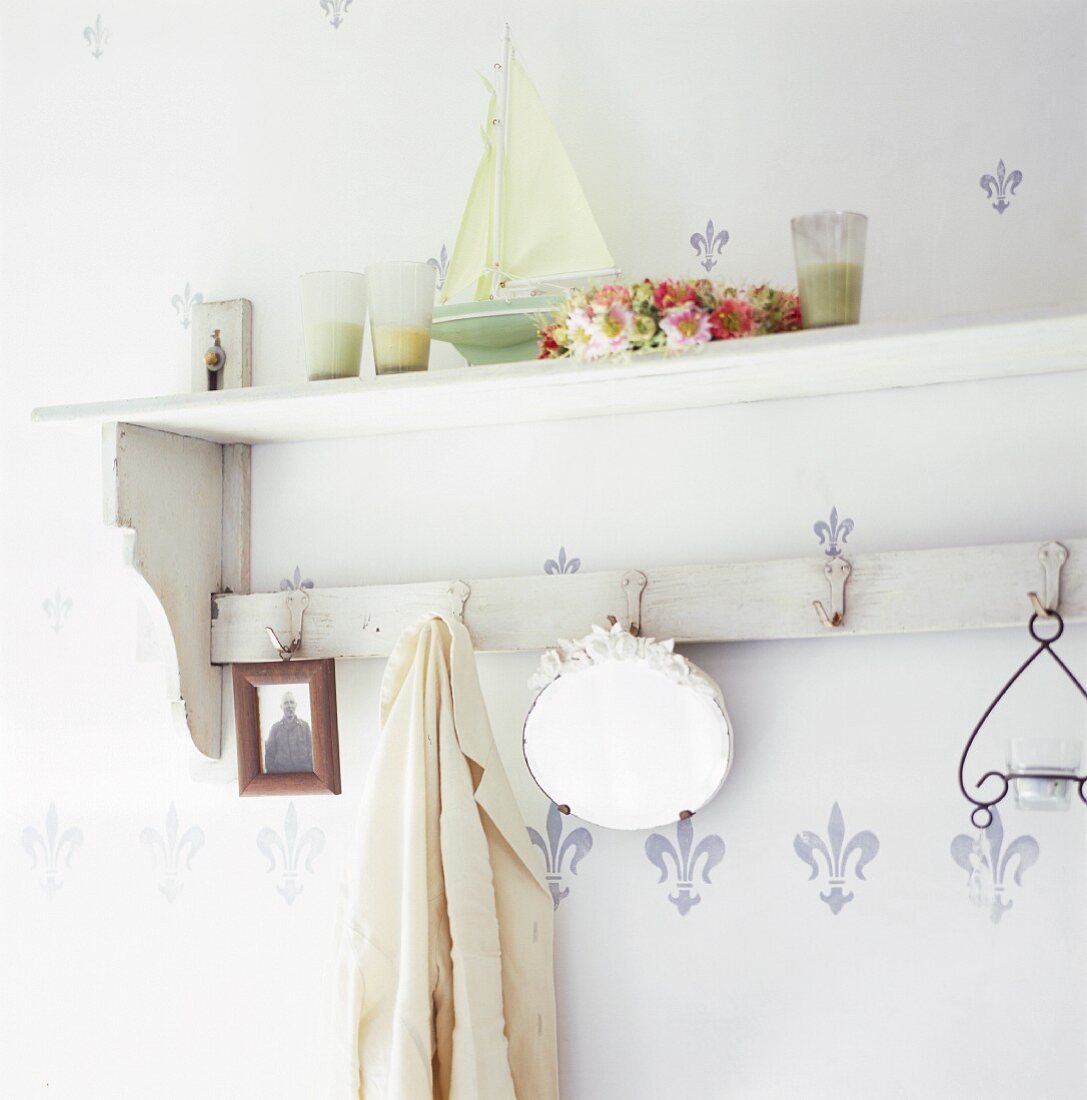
[204,350,221,368]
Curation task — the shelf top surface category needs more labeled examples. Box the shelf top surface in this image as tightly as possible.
[32,307,1087,445]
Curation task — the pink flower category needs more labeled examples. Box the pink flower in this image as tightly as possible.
[597,303,634,353]
[709,297,754,340]
[653,280,699,312]
[566,306,631,361]
[565,307,603,360]
[592,284,633,310]
[659,305,712,351]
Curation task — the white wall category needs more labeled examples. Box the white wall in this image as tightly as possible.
[2,2,1086,1097]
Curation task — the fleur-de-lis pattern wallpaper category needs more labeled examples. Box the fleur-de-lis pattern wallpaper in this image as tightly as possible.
[813,507,854,558]
[257,802,325,905]
[42,588,73,633]
[23,804,83,900]
[83,15,108,60]
[171,284,203,330]
[427,245,450,291]
[690,220,730,272]
[793,802,879,915]
[950,806,1038,924]
[980,159,1023,214]
[280,566,315,591]
[528,802,593,910]
[543,546,580,575]
[646,815,726,915]
[141,803,205,902]
[320,0,353,30]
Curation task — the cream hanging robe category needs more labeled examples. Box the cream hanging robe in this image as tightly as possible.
[330,614,560,1099]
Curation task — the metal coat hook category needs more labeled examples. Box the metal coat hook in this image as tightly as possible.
[813,556,852,628]
[1027,540,1068,619]
[621,570,648,636]
[448,580,471,623]
[266,589,308,661]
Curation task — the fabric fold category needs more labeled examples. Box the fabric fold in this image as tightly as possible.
[330,614,559,1100]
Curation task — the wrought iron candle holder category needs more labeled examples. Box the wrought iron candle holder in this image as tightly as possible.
[959,610,1087,828]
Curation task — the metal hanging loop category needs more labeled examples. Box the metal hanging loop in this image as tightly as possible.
[958,610,1087,828]
[266,589,309,661]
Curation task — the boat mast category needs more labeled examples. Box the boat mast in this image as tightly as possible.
[489,23,512,299]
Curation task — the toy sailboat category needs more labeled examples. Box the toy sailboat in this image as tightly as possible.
[432,26,619,365]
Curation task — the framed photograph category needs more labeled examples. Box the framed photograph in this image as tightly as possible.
[232,659,341,796]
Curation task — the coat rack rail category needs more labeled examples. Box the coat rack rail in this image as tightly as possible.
[211,537,1085,665]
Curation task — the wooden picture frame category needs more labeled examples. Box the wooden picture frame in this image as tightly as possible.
[232,659,341,796]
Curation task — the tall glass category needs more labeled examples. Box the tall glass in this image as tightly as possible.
[301,271,368,381]
[366,261,436,375]
[791,211,867,329]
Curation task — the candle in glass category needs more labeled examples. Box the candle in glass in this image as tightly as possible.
[1007,737,1082,811]
[366,261,436,375]
[791,212,868,328]
[300,271,368,380]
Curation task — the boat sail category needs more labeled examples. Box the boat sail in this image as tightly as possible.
[432,26,619,364]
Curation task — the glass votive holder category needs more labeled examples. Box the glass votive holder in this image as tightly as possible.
[791,211,868,329]
[365,261,436,375]
[1007,737,1082,811]
[300,271,368,381]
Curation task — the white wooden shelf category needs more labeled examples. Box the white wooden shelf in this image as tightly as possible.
[31,307,1087,763]
[32,308,1087,445]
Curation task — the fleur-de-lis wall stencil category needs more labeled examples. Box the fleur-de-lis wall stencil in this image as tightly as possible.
[83,15,109,59]
[813,507,854,558]
[257,802,325,905]
[543,546,580,575]
[794,802,879,915]
[427,245,450,292]
[527,802,593,910]
[171,284,203,329]
[645,815,726,916]
[280,566,314,592]
[979,159,1023,215]
[320,0,353,29]
[140,803,205,902]
[22,804,83,900]
[690,220,730,272]
[950,806,1038,925]
[42,588,73,633]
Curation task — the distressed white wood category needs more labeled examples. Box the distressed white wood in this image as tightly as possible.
[190,299,253,393]
[104,423,225,758]
[217,442,250,777]
[34,308,1087,445]
[210,538,1086,663]
[221,443,251,594]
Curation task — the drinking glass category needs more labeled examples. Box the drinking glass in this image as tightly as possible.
[366,261,436,375]
[301,271,368,381]
[1007,738,1082,811]
[791,211,868,329]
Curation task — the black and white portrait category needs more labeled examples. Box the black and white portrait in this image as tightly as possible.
[232,659,340,796]
[258,684,315,774]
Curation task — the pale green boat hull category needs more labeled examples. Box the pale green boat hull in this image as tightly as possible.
[432,296,563,366]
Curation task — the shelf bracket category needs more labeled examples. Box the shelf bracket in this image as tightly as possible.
[105,421,249,759]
